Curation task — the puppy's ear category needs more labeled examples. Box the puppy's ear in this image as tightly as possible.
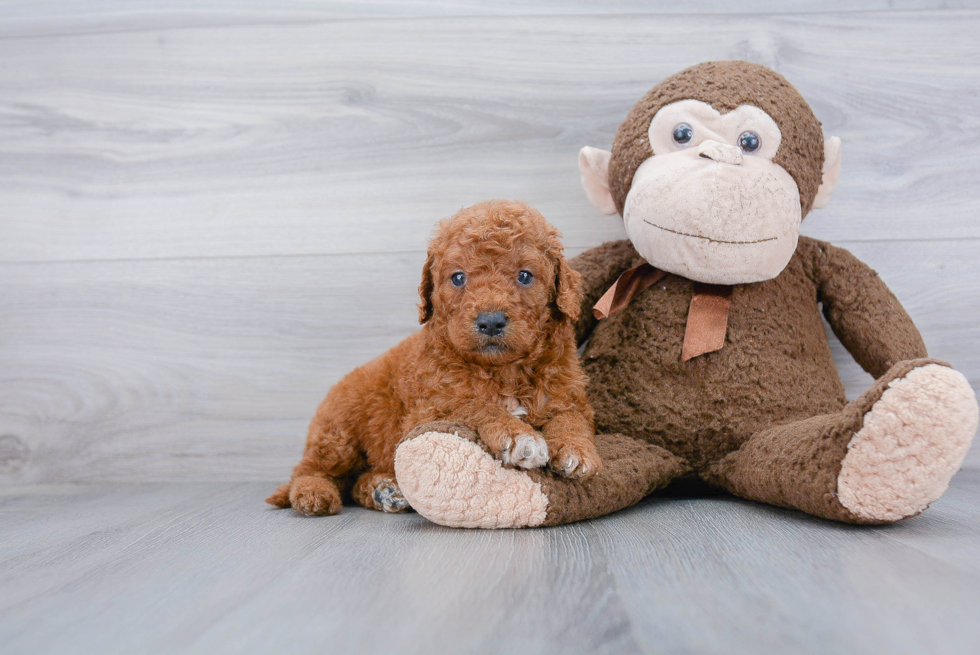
[553,253,583,323]
[418,251,435,324]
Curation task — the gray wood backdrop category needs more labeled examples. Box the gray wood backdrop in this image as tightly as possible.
[2,0,978,484]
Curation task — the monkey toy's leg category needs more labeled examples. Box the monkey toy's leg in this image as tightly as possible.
[704,359,978,524]
[265,420,365,516]
[394,421,689,529]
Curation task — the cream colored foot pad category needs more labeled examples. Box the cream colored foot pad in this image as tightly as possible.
[395,430,548,529]
[839,365,978,522]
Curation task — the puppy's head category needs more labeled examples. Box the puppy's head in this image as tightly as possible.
[418,200,582,365]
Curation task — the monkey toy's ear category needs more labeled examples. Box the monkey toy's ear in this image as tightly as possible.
[812,136,842,210]
[578,146,618,215]
[418,251,435,324]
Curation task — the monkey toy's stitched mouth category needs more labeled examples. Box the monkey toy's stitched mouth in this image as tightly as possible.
[643,219,777,245]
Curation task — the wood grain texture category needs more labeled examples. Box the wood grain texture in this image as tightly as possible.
[1,10,980,263]
[2,5,978,653]
[0,240,976,483]
[3,0,979,39]
[1,474,979,654]
[0,3,978,482]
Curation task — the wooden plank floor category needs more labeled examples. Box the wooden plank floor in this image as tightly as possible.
[1,1,979,483]
[2,2,980,653]
[2,472,979,655]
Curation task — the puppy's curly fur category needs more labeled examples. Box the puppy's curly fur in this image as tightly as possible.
[267,200,601,515]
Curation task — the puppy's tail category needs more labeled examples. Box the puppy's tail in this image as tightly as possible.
[265,483,291,508]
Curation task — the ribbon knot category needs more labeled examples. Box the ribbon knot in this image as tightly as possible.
[593,263,733,362]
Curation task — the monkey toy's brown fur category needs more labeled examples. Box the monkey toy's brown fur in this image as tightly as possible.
[267,200,600,516]
[393,61,977,529]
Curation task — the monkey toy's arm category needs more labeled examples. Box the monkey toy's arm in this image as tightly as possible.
[567,239,640,345]
[802,237,927,377]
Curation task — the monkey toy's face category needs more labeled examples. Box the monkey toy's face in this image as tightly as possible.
[625,100,802,284]
[579,62,842,286]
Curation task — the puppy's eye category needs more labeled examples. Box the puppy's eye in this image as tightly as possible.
[516,270,534,287]
[450,272,467,287]
[738,131,761,153]
[672,123,694,147]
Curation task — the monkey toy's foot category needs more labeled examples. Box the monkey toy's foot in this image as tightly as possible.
[838,363,978,522]
[395,421,688,529]
[394,423,550,528]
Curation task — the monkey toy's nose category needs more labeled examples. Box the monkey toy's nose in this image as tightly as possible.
[475,311,508,337]
[698,139,743,165]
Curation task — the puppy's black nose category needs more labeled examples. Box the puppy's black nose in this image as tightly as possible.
[475,311,507,337]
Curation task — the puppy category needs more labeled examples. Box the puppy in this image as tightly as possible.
[267,200,601,515]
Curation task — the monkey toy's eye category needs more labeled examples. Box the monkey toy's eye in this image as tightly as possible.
[516,270,534,287]
[672,123,694,147]
[738,131,761,153]
[450,271,467,287]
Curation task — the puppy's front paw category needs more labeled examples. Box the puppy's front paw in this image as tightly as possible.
[501,433,550,469]
[550,443,602,479]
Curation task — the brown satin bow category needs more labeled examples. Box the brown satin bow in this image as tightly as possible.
[593,263,733,362]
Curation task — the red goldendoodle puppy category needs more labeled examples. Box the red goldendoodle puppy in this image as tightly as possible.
[267,200,601,515]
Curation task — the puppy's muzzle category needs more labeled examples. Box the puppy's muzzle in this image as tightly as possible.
[475,311,508,337]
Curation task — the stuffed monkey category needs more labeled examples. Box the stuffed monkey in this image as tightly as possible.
[393,61,978,528]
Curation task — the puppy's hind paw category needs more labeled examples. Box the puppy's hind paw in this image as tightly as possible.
[288,476,343,516]
[373,479,411,513]
[502,433,549,469]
